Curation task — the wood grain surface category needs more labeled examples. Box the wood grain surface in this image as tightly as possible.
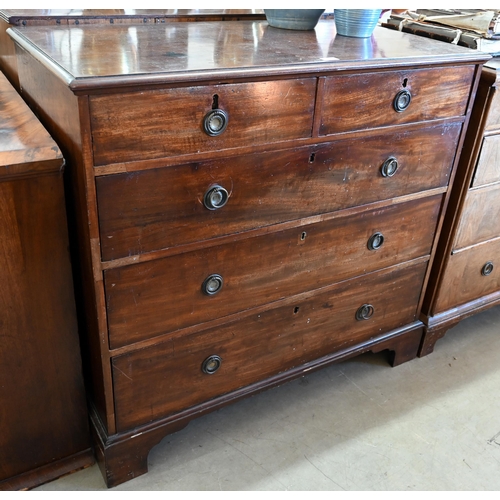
[319,65,475,135]
[90,79,316,165]
[105,195,441,348]
[96,122,461,261]
[112,261,427,431]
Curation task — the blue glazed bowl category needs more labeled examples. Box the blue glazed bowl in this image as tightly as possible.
[264,9,325,30]
[334,9,382,38]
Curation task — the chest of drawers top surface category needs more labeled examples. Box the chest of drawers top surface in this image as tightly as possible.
[8,21,488,90]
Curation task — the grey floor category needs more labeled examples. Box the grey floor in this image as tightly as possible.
[36,306,500,491]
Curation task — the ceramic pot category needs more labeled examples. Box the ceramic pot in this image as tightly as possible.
[264,9,325,30]
[334,9,382,38]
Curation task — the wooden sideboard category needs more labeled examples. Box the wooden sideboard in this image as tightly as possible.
[0,72,93,490]
[7,20,489,487]
[420,58,500,354]
[0,9,265,90]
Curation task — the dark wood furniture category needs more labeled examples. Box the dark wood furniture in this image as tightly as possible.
[0,72,93,490]
[0,9,265,90]
[8,20,488,487]
[420,58,500,355]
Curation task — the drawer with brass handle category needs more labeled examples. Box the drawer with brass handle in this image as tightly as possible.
[96,122,460,261]
[104,195,441,348]
[319,65,474,135]
[90,78,317,165]
[112,260,427,431]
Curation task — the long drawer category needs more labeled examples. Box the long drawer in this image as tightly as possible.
[434,237,500,312]
[453,183,500,249]
[96,122,461,261]
[112,260,427,431]
[319,65,474,135]
[104,195,441,348]
[90,79,316,165]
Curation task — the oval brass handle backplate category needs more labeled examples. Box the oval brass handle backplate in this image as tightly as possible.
[356,304,374,321]
[203,109,228,136]
[393,89,411,112]
[202,355,222,374]
[202,274,224,295]
[482,261,494,276]
[367,232,384,251]
[204,185,229,210]
[381,157,399,178]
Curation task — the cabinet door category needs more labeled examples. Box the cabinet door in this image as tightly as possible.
[0,175,89,483]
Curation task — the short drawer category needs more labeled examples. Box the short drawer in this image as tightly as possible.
[453,183,500,250]
[112,260,427,431]
[97,122,461,261]
[90,79,316,166]
[434,237,500,313]
[319,65,474,135]
[104,195,441,348]
[471,135,500,187]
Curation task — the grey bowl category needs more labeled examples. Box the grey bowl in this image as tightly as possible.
[264,9,325,30]
[334,9,382,38]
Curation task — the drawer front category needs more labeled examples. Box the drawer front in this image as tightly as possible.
[90,79,316,165]
[471,135,500,187]
[434,238,500,313]
[453,184,500,250]
[105,195,441,348]
[484,85,500,132]
[112,261,427,431]
[97,122,461,261]
[319,65,474,135]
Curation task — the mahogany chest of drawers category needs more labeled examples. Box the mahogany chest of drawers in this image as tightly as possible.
[8,21,488,487]
[421,58,500,354]
[0,72,92,490]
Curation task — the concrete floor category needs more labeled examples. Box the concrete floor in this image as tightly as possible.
[36,306,500,491]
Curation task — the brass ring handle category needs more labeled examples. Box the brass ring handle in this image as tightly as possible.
[381,157,399,178]
[393,89,412,112]
[202,355,222,374]
[481,261,494,276]
[367,232,384,251]
[203,109,228,136]
[202,274,224,296]
[204,185,229,210]
[356,304,374,321]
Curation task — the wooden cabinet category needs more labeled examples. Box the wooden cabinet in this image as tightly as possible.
[7,21,488,487]
[421,59,500,355]
[0,72,93,490]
